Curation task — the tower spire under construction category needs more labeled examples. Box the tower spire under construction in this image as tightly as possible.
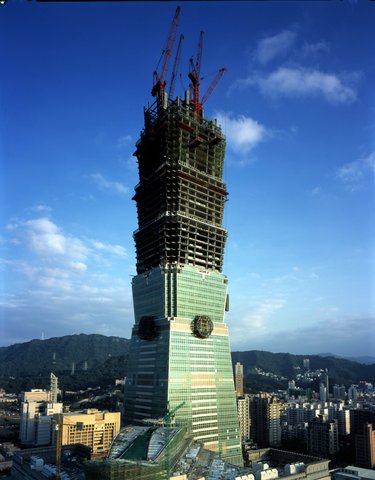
[124,8,243,466]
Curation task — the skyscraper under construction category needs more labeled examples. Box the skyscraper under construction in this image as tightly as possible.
[124,9,243,466]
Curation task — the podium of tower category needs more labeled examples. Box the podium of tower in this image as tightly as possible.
[124,93,243,465]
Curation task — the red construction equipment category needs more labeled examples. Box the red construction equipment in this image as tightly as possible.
[152,8,226,119]
[168,34,184,100]
[201,67,227,106]
[188,31,204,118]
[188,31,227,119]
[152,6,181,101]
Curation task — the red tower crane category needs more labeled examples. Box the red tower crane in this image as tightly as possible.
[152,6,181,102]
[201,67,227,106]
[168,34,184,100]
[188,31,227,120]
[188,31,204,118]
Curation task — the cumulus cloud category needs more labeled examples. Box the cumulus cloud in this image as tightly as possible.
[230,29,358,107]
[336,152,375,191]
[216,112,267,154]
[1,215,133,345]
[254,30,297,65]
[252,67,357,104]
[91,173,128,195]
[23,218,89,260]
[91,240,127,257]
[229,298,287,348]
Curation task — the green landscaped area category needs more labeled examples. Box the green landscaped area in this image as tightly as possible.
[120,428,155,461]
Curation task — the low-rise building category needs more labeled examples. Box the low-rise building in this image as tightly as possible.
[53,409,120,455]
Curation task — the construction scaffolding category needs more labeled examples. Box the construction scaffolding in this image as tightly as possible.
[133,95,228,274]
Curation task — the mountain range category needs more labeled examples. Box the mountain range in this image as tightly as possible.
[0,334,374,394]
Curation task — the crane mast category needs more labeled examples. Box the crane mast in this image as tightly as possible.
[152,6,181,103]
[168,34,184,100]
[151,9,226,120]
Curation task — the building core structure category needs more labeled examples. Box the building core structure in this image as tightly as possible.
[124,57,242,463]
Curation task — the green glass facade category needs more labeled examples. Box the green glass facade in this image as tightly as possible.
[124,97,243,465]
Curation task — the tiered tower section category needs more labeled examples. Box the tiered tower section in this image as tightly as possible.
[133,97,227,274]
[124,96,243,466]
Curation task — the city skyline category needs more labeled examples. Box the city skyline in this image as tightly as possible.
[1,1,374,356]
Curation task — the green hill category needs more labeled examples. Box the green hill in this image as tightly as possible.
[0,334,130,393]
[232,350,375,393]
[1,335,374,395]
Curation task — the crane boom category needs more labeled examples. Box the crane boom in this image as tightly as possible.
[152,6,181,100]
[169,34,184,99]
[188,31,204,118]
[195,31,203,78]
[201,67,227,105]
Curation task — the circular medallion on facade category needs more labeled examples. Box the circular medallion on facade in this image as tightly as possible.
[137,316,158,341]
[192,315,213,338]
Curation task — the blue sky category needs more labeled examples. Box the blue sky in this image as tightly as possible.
[1,1,374,356]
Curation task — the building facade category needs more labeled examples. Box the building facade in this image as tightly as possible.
[237,395,251,442]
[308,416,338,457]
[19,389,63,446]
[355,422,375,468]
[124,95,242,465]
[250,394,282,448]
[53,409,120,455]
[235,362,244,398]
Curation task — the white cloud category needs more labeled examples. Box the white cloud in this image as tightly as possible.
[228,309,375,357]
[229,298,286,348]
[91,240,127,257]
[23,218,89,260]
[336,152,375,191]
[91,173,128,195]
[301,41,330,57]
[117,135,132,149]
[310,186,322,197]
[70,262,88,272]
[254,67,357,104]
[254,30,297,65]
[1,213,134,345]
[29,204,52,213]
[216,112,267,154]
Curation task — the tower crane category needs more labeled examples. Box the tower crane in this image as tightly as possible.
[201,67,227,106]
[188,31,204,118]
[168,34,184,100]
[188,31,227,119]
[152,6,181,103]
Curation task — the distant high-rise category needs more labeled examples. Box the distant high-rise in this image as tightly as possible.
[303,358,310,372]
[319,383,327,403]
[333,384,346,401]
[50,372,58,403]
[249,394,282,447]
[19,387,63,446]
[123,29,242,463]
[355,423,375,468]
[308,416,338,457]
[235,362,244,398]
[348,384,358,402]
[237,395,250,442]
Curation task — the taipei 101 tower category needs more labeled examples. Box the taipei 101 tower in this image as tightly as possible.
[124,8,243,465]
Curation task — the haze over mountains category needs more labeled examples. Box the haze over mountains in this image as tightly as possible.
[0,334,374,394]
